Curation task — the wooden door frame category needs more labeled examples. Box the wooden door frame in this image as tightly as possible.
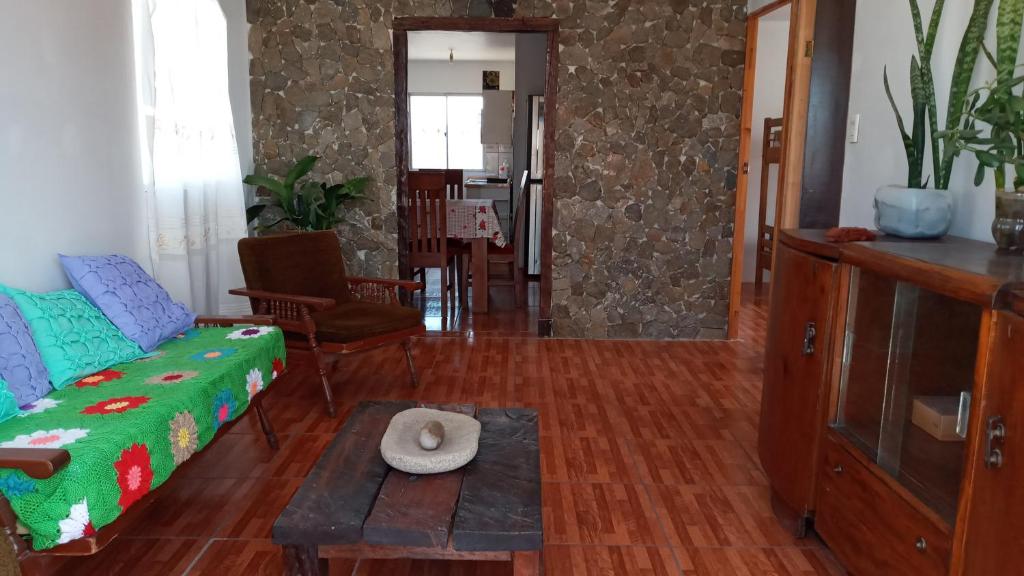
[392,17,559,336]
[727,0,815,339]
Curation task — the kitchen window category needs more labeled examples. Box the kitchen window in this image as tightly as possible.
[410,95,483,170]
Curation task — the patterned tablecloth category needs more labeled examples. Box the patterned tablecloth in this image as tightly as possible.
[447,199,507,247]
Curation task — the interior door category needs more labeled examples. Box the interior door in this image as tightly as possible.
[956,310,1024,574]
[758,241,837,529]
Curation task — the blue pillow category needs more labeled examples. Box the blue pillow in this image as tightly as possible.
[0,379,19,424]
[60,254,196,352]
[0,286,144,389]
[0,295,51,406]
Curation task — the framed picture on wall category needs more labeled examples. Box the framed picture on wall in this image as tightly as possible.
[482,70,500,90]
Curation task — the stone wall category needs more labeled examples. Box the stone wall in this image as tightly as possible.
[247,0,746,339]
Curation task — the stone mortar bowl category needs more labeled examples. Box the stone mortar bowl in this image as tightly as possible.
[380,408,481,474]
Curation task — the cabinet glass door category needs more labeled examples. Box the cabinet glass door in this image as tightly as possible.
[834,267,982,525]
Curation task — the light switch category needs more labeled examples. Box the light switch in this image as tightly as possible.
[847,113,861,143]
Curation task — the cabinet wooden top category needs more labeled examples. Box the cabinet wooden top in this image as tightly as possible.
[781,229,1024,307]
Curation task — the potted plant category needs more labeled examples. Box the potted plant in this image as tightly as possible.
[877,0,994,238]
[243,155,370,231]
[939,0,1024,250]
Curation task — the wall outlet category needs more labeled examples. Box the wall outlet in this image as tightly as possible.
[847,114,861,143]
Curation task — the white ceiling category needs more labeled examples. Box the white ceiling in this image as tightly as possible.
[408,31,516,62]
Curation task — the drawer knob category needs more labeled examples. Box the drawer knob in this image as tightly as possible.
[833,464,844,474]
[915,537,927,552]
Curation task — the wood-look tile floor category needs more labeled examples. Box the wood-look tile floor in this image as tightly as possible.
[43,287,844,575]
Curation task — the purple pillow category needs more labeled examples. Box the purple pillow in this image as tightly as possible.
[0,294,52,406]
[60,254,197,352]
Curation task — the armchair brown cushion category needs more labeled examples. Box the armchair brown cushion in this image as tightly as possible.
[312,302,422,343]
[238,231,352,304]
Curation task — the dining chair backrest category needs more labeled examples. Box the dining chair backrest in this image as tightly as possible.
[414,169,464,199]
[445,169,464,199]
[407,171,448,264]
[512,172,529,257]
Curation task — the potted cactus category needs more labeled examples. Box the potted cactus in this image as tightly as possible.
[940,0,1024,250]
[877,0,994,238]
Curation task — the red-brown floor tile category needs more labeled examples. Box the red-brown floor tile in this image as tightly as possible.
[675,546,846,576]
[541,434,639,483]
[46,537,205,575]
[543,545,681,576]
[627,437,767,486]
[648,484,806,548]
[542,482,666,546]
[179,432,332,480]
[214,478,305,539]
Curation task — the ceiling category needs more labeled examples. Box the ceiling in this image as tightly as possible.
[408,31,516,62]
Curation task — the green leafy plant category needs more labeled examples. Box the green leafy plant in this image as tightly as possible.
[243,155,369,231]
[884,0,995,190]
[939,0,1024,191]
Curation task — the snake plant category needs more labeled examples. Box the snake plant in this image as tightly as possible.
[939,0,1024,192]
[885,0,995,190]
[243,155,370,231]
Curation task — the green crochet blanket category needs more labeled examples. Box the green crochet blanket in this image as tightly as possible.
[0,325,286,550]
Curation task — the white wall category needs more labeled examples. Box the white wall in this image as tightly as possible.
[744,9,790,282]
[841,0,1002,241]
[0,0,252,293]
[0,0,149,292]
[409,60,516,94]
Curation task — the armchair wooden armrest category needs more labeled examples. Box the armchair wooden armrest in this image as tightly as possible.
[0,448,70,479]
[194,315,275,328]
[228,289,336,311]
[347,277,424,305]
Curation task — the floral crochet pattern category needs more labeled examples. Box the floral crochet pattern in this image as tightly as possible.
[57,498,94,544]
[272,358,285,379]
[226,326,275,340]
[145,371,199,385]
[114,444,153,510]
[0,474,36,499]
[19,398,60,416]
[81,396,150,416]
[75,370,124,388]
[168,411,198,465]
[246,368,264,400]
[1,428,88,449]
[212,389,236,430]
[190,348,237,362]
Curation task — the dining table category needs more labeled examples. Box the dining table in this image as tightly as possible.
[445,198,507,314]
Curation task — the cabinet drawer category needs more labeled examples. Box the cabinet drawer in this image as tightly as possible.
[816,433,950,576]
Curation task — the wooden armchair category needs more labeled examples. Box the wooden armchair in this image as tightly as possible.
[234,231,425,417]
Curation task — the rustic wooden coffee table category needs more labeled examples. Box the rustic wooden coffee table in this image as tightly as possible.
[273,400,543,575]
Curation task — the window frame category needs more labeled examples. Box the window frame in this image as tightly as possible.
[408,92,484,171]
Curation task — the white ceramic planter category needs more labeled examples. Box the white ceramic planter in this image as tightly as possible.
[874,186,953,239]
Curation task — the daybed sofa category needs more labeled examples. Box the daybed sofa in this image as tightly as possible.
[0,306,286,572]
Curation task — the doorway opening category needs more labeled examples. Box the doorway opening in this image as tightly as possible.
[727,0,814,338]
[393,18,559,336]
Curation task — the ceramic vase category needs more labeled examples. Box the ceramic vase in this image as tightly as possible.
[874,186,953,239]
[993,189,1024,251]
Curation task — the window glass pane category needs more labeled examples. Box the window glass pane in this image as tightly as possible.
[410,95,447,169]
[446,96,483,170]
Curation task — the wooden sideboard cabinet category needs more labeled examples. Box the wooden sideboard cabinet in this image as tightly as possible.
[758,235,839,534]
[760,229,1024,575]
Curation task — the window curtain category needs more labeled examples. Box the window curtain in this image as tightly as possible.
[132,0,248,315]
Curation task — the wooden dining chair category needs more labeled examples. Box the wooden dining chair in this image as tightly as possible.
[480,171,528,307]
[408,170,458,328]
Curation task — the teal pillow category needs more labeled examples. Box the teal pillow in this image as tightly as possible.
[0,287,143,389]
[0,379,19,424]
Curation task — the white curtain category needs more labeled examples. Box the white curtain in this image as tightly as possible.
[132,0,248,315]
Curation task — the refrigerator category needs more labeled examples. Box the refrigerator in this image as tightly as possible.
[526,95,544,275]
